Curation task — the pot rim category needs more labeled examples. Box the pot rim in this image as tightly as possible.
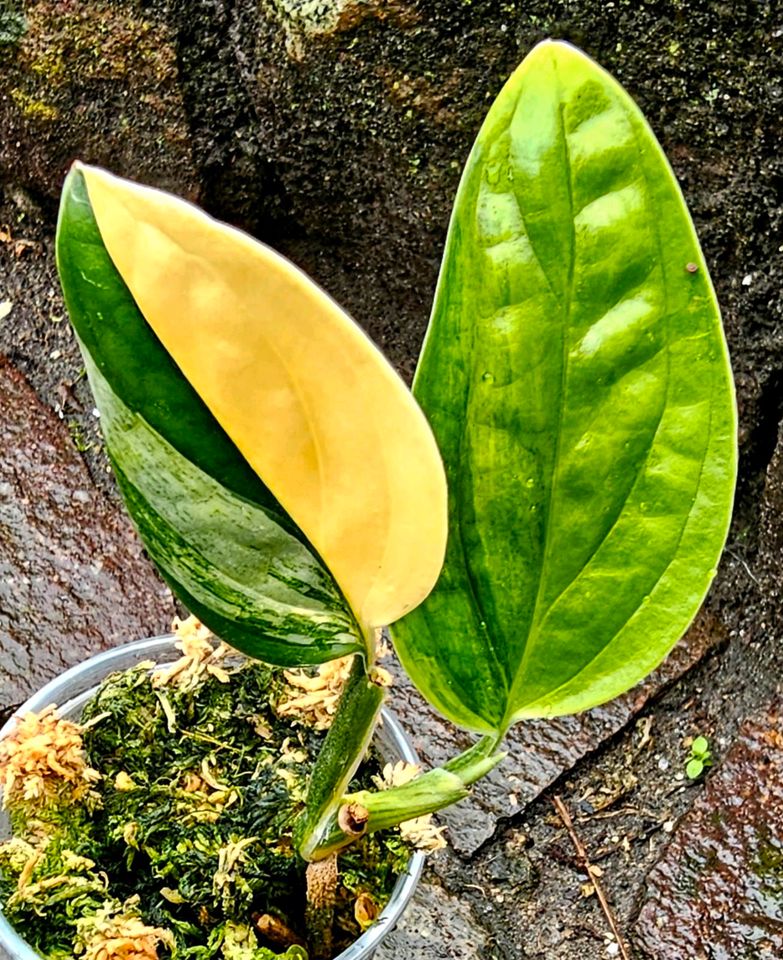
[0,635,425,960]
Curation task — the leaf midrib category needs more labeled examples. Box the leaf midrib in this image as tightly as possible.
[457,266,509,709]
[499,79,577,729]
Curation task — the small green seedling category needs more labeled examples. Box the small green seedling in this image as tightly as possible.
[685,735,713,779]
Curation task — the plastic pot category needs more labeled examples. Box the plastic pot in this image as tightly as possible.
[0,636,424,960]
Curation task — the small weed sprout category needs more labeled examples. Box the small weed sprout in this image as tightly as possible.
[685,736,713,780]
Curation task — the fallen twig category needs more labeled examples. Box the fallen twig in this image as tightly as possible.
[552,795,631,960]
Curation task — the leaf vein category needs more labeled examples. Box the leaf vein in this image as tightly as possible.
[503,80,577,726]
[538,398,666,620]
[510,127,725,716]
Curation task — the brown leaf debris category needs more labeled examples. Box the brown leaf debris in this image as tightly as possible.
[75,900,174,960]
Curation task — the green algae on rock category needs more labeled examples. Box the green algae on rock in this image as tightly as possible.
[0,0,196,199]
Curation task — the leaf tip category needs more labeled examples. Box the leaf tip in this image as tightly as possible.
[524,38,597,74]
[62,159,83,192]
[60,160,95,214]
[63,159,97,195]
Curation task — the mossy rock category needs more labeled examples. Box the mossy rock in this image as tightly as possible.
[0,0,197,200]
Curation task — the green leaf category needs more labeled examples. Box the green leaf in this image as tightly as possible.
[56,168,291,519]
[391,40,737,733]
[686,758,705,780]
[691,736,710,756]
[67,164,446,634]
[88,351,361,663]
[57,168,363,665]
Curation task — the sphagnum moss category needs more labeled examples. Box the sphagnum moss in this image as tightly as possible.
[0,619,419,960]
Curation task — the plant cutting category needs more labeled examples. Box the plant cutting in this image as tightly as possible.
[0,38,736,960]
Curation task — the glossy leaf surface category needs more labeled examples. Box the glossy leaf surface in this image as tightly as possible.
[73,165,447,633]
[392,41,737,732]
[57,169,361,664]
[56,167,446,662]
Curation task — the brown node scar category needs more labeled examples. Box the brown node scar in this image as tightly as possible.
[338,802,369,837]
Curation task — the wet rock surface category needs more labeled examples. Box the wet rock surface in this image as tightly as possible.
[0,0,197,202]
[0,357,175,718]
[635,696,783,959]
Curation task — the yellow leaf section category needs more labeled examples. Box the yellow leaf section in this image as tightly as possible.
[78,164,447,634]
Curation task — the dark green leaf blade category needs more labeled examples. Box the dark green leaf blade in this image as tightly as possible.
[391,40,737,732]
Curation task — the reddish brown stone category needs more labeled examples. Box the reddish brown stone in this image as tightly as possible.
[635,696,783,959]
[0,357,176,714]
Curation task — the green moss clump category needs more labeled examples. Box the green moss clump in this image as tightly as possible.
[0,647,411,960]
[0,2,26,48]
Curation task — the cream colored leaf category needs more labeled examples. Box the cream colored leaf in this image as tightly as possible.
[79,164,447,631]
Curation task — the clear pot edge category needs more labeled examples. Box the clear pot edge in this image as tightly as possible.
[0,636,425,960]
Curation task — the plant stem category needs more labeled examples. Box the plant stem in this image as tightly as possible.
[305,854,338,960]
[307,735,505,860]
[295,655,386,861]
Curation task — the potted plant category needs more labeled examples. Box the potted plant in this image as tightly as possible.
[0,39,736,960]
